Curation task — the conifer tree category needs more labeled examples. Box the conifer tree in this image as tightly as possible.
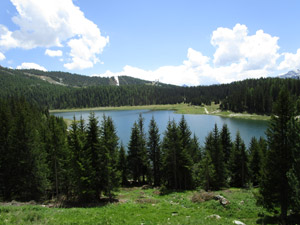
[220,124,232,164]
[198,152,217,191]
[68,116,90,200]
[248,137,262,186]
[259,88,299,221]
[162,120,181,189]
[190,134,201,163]
[118,143,128,186]
[229,131,249,187]
[147,116,161,186]
[204,124,226,189]
[137,114,150,183]
[128,122,143,183]
[178,115,194,189]
[46,115,69,198]
[84,112,101,199]
[99,115,120,199]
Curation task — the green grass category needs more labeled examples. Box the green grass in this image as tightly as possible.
[0,187,270,224]
[50,103,270,121]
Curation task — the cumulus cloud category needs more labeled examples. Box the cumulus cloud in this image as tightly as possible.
[94,24,283,86]
[0,52,5,61]
[45,49,63,57]
[0,0,108,69]
[278,48,300,70]
[16,62,47,71]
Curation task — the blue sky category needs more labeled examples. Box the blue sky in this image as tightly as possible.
[0,0,300,85]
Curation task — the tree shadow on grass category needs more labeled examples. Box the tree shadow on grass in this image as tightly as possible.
[256,213,300,225]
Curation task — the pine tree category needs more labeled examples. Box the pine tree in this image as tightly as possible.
[190,134,201,163]
[147,116,161,186]
[229,131,249,187]
[128,122,143,183]
[162,120,181,189]
[198,152,216,191]
[118,143,128,186]
[46,115,69,198]
[220,124,232,164]
[248,137,262,186]
[84,112,101,200]
[137,114,150,183]
[68,116,89,200]
[204,124,226,189]
[178,115,194,189]
[99,115,120,199]
[259,88,299,221]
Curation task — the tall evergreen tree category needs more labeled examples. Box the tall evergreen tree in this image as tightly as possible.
[137,114,150,183]
[178,115,194,189]
[220,124,232,164]
[248,137,262,186]
[118,143,128,186]
[259,88,299,221]
[229,131,249,187]
[128,122,143,183]
[147,116,161,186]
[99,115,120,199]
[84,112,101,199]
[46,115,69,198]
[204,124,226,189]
[162,120,193,189]
[197,152,216,191]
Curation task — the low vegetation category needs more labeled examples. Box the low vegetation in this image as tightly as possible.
[0,187,272,225]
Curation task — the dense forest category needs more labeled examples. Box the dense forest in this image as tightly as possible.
[2,66,300,115]
[1,88,299,222]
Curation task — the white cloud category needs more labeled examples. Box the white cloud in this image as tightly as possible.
[278,48,300,70]
[16,62,47,71]
[0,0,109,69]
[93,24,282,86]
[0,52,5,61]
[45,49,62,57]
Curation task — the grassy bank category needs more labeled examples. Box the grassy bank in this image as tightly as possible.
[50,103,270,121]
[0,187,271,225]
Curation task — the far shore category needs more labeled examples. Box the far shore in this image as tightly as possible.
[50,103,270,121]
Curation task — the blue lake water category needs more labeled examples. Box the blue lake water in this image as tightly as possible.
[51,110,268,148]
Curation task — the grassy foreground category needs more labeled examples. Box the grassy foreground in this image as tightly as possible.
[0,187,271,225]
[50,103,270,121]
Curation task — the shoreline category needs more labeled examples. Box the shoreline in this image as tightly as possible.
[49,103,270,121]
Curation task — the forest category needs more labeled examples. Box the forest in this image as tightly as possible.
[2,66,300,115]
[0,87,299,223]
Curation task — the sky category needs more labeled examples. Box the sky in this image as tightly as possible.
[0,0,300,86]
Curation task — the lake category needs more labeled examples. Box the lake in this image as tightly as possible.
[51,110,268,148]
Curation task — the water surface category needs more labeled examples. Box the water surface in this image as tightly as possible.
[52,110,268,147]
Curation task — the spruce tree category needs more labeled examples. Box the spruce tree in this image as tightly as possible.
[128,122,143,183]
[248,137,262,186]
[178,115,194,189]
[99,115,120,199]
[137,114,150,183]
[162,120,181,189]
[46,115,69,198]
[204,124,226,189]
[259,88,299,221]
[84,112,101,199]
[147,116,161,186]
[198,152,216,191]
[68,116,90,200]
[229,131,249,187]
[118,143,128,186]
[220,124,232,164]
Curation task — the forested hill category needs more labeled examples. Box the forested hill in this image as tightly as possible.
[14,67,165,87]
[1,66,300,114]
